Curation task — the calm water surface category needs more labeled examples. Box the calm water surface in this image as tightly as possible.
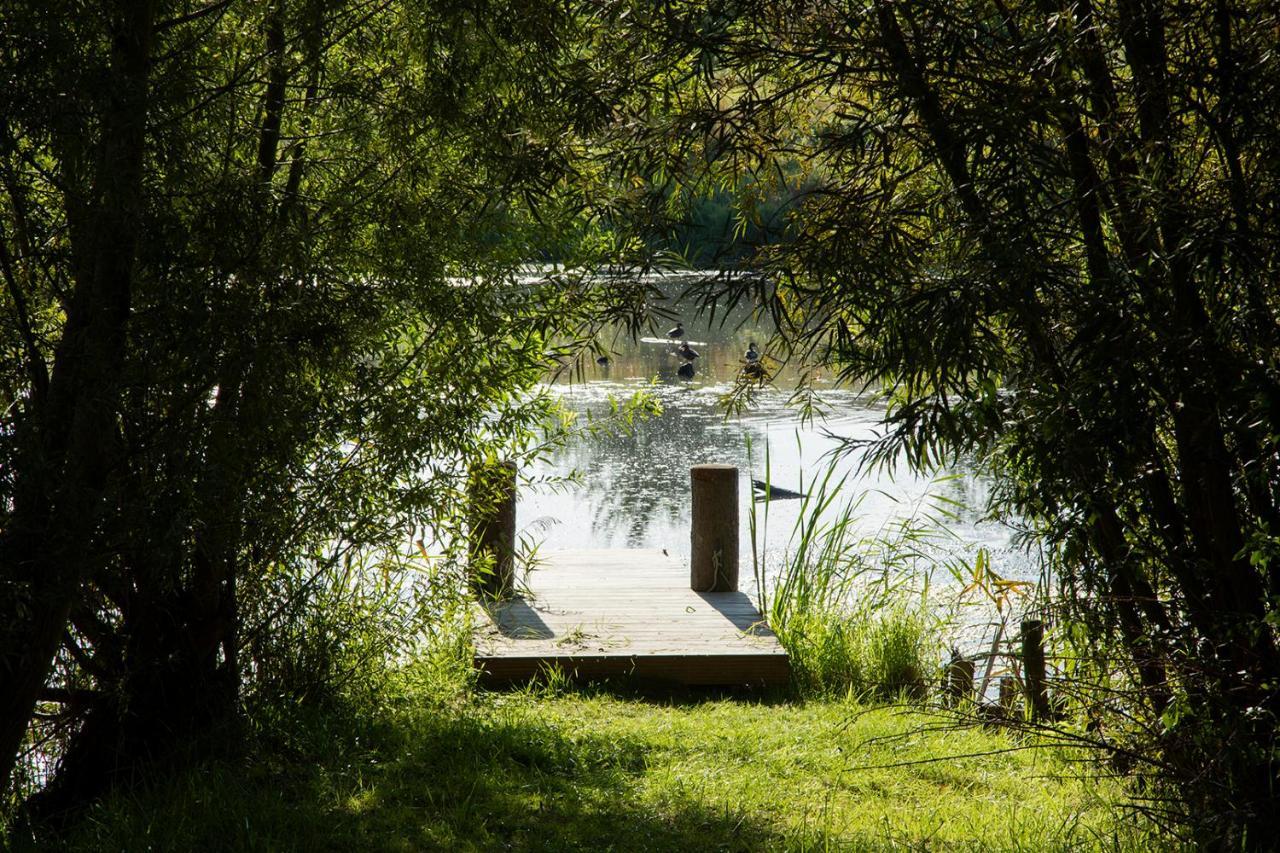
[519,278,1036,596]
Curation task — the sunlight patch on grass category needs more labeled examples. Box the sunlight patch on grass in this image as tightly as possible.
[38,686,1159,852]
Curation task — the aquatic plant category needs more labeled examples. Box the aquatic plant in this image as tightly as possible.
[749,438,956,699]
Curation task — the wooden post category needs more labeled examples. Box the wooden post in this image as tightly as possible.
[690,464,738,592]
[468,460,517,599]
[1021,619,1050,722]
[945,651,975,707]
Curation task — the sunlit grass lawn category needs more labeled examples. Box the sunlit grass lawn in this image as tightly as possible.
[41,684,1153,852]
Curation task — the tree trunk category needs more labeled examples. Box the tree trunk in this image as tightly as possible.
[0,0,155,795]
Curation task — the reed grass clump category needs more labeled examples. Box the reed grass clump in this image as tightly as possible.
[776,603,934,699]
[751,446,955,699]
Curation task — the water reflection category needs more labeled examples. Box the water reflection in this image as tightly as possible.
[521,280,1030,589]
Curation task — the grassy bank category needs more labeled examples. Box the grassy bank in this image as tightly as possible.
[6,471,1150,851]
[13,679,1156,852]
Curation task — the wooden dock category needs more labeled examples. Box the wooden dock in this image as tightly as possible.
[473,549,790,686]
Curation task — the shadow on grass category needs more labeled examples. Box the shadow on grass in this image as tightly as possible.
[342,714,794,851]
[27,702,829,852]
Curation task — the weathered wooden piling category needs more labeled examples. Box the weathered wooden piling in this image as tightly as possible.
[1021,619,1050,722]
[945,652,975,707]
[468,460,517,599]
[690,464,739,592]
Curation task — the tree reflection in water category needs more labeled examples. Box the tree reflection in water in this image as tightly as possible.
[522,298,1026,586]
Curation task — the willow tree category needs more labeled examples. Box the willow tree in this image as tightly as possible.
[0,0,631,818]
[598,0,1280,842]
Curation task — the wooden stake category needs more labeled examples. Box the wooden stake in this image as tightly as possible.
[468,460,517,599]
[1021,619,1050,722]
[690,464,738,592]
[945,651,975,707]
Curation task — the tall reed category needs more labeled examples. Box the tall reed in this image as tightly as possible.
[749,437,956,699]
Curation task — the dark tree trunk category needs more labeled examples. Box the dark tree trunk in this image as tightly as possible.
[0,0,156,795]
[17,0,300,815]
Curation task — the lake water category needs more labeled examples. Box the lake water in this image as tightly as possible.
[518,276,1037,610]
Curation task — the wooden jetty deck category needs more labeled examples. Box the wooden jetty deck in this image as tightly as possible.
[473,549,790,686]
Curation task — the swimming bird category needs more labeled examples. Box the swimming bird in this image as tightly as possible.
[677,362,695,380]
[745,342,760,362]
[676,341,699,362]
[751,479,807,501]
[595,355,610,366]
[667,322,684,340]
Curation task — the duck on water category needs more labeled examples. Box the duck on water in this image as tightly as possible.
[677,342,697,379]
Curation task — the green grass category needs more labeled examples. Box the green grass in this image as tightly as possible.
[9,458,1156,851]
[15,681,1159,852]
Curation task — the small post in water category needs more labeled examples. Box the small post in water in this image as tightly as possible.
[468,459,517,599]
[690,464,738,592]
[1021,619,1051,722]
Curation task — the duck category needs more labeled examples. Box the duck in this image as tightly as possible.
[745,342,760,362]
[667,322,685,340]
[595,355,610,366]
[676,341,699,362]
[677,362,695,380]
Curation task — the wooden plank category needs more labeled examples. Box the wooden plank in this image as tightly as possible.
[474,548,789,687]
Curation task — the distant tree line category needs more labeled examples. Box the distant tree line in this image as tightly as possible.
[659,181,800,267]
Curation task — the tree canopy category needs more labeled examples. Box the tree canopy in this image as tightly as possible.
[0,0,645,817]
[594,0,1280,841]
